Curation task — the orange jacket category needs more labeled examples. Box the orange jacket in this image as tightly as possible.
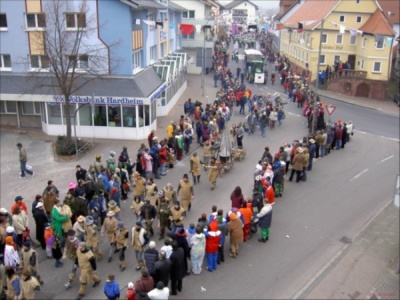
[239,204,253,225]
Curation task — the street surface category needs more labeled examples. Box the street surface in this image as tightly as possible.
[0,46,399,299]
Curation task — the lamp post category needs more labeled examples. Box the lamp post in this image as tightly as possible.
[201,14,215,97]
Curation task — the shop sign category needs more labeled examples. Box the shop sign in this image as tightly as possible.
[53,95,144,105]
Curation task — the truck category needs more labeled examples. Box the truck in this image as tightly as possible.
[244,49,266,84]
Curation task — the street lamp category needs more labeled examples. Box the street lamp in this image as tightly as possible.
[201,13,215,97]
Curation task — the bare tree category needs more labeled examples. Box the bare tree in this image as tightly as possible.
[27,0,119,142]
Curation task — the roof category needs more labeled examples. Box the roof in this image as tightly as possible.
[284,0,339,29]
[167,1,186,12]
[222,0,258,10]
[134,0,167,9]
[275,0,299,21]
[359,8,395,36]
[0,67,163,98]
[377,0,399,25]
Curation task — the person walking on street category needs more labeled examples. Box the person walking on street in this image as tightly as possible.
[104,272,120,300]
[157,192,171,241]
[64,229,80,289]
[101,211,118,263]
[17,143,34,178]
[189,152,203,185]
[20,269,41,300]
[140,200,157,238]
[75,242,101,300]
[169,201,186,234]
[131,222,149,271]
[177,174,194,212]
[21,240,44,284]
[115,221,129,272]
[84,216,103,261]
[204,157,220,190]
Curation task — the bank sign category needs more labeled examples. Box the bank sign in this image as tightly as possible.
[53,95,144,105]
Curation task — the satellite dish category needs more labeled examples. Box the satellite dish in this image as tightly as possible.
[299,38,305,44]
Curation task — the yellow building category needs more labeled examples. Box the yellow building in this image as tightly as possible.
[280,0,395,100]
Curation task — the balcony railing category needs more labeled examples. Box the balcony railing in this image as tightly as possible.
[326,69,367,82]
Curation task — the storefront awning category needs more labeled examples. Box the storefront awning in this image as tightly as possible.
[0,67,163,100]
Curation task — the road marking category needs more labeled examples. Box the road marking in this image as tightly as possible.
[377,155,394,164]
[354,130,366,134]
[380,136,400,142]
[350,168,369,182]
[288,112,301,117]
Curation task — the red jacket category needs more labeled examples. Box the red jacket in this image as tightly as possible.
[205,221,221,254]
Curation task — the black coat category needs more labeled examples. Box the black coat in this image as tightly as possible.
[169,247,185,280]
[33,209,48,246]
[175,234,190,259]
[153,258,171,287]
[144,248,159,275]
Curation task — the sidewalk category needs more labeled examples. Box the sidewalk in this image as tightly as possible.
[296,200,399,300]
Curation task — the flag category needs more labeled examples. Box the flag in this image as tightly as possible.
[143,20,155,26]
[350,28,357,36]
[339,25,345,34]
[180,24,194,35]
[169,23,175,29]
[133,18,141,25]
[195,24,202,33]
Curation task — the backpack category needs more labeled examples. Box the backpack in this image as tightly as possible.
[109,162,116,174]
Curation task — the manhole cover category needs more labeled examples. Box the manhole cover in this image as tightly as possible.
[340,236,352,244]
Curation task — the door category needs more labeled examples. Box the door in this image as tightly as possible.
[356,83,369,97]
[347,55,356,70]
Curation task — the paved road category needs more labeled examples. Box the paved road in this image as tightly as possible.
[1,46,398,299]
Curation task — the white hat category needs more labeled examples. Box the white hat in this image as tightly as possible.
[128,282,134,288]
[149,241,156,249]
[36,202,44,208]
[0,208,7,214]
[6,226,14,233]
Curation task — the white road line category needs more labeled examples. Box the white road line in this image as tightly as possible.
[354,130,366,134]
[288,112,301,117]
[377,155,394,164]
[380,136,400,142]
[350,168,369,182]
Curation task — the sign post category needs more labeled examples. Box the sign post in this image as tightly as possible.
[325,104,336,124]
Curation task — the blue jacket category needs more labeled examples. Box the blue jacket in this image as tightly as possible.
[104,280,120,299]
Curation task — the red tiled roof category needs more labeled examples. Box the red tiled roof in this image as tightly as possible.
[284,0,340,29]
[377,0,399,25]
[359,9,395,36]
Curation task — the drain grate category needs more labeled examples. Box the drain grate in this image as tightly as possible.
[340,236,353,244]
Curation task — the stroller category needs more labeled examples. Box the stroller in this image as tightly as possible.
[248,215,259,239]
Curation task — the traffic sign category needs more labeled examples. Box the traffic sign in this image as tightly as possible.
[325,105,336,115]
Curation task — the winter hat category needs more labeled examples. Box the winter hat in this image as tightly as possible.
[149,241,156,249]
[229,212,237,220]
[6,226,14,233]
[117,221,124,229]
[69,182,77,190]
[5,236,13,245]
[108,273,115,281]
[128,282,134,289]
[23,240,31,248]
[209,220,218,231]
[85,217,94,226]
[67,229,76,236]
[157,281,164,290]
[15,196,23,202]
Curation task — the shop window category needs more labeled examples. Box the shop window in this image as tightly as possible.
[144,105,150,126]
[0,14,7,31]
[122,106,137,127]
[22,102,41,115]
[62,103,75,126]
[108,105,121,127]
[0,101,17,114]
[137,105,149,127]
[151,101,156,123]
[78,104,92,126]
[47,103,62,124]
[94,105,107,126]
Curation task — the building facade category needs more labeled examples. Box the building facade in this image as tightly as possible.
[280,0,395,100]
[221,0,259,26]
[0,0,187,139]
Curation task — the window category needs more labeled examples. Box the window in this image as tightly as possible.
[68,55,89,70]
[356,0,360,3]
[339,15,345,22]
[319,54,326,64]
[373,62,381,73]
[22,102,41,115]
[25,13,46,29]
[182,10,195,19]
[350,35,357,45]
[321,33,327,44]
[0,14,7,30]
[150,45,157,62]
[94,105,107,126]
[30,55,50,70]
[47,103,62,124]
[362,37,366,48]
[133,50,143,72]
[122,106,137,127]
[356,16,362,23]
[78,104,92,126]
[108,105,121,127]
[65,13,86,30]
[376,37,384,49]
[334,55,341,64]
[360,59,364,70]
[336,34,343,44]
[0,101,17,114]
[0,54,11,70]
[182,32,195,40]
[148,14,155,30]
